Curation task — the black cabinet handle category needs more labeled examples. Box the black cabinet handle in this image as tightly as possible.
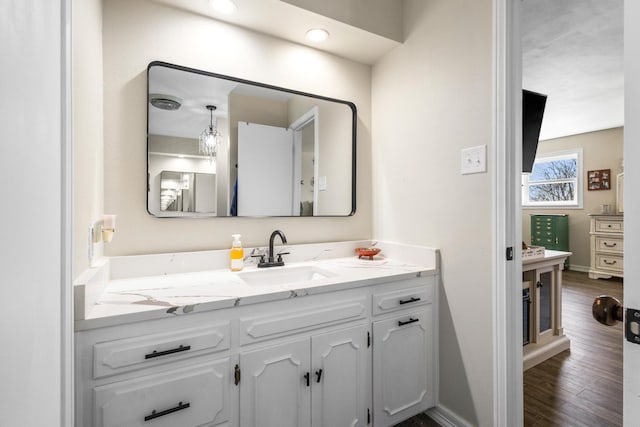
[399,297,421,305]
[304,372,310,387]
[536,281,543,288]
[398,317,419,327]
[145,344,190,359]
[144,401,190,421]
[603,259,617,265]
[603,242,617,248]
[315,369,323,383]
[234,364,241,386]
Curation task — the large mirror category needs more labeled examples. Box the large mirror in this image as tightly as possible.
[147,61,356,217]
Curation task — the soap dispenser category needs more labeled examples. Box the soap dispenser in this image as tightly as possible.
[230,234,244,271]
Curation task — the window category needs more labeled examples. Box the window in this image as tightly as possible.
[522,149,583,208]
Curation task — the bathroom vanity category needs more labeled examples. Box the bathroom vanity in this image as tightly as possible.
[74,241,439,427]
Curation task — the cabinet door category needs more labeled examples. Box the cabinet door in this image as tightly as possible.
[311,325,368,427]
[239,337,311,427]
[537,270,553,335]
[373,307,433,426]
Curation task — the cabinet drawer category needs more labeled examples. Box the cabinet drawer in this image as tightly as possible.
[532,236,554,246]
[239,297,367,345]
[93,358,230,427]
[93,323,230,379]
[372,286,432,316]
[595,219,623,233]
[595,236,624,253]
[595,253,624,272]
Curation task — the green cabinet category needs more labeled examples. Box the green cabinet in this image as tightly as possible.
[530,214,569,268]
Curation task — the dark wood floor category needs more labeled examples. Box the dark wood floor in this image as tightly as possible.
[524,270,624,427]
[393,271,623,427]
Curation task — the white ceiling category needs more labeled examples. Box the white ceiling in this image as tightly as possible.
[151,0,400,65]
[149,0,623,142]
[522,0,623,141]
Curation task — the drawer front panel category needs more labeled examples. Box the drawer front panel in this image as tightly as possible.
[595,219,624,233]
[240,298,367,345]
[93,358,230,427]
[595,236,624,253]
[595,254,624,272]
[94,323,230,379]
[372,286,433,316]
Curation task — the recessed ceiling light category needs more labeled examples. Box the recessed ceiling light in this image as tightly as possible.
[305,28,330,43]
[210,0,237,15]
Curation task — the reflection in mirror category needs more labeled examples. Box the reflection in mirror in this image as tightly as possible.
[147,62,356,218]
[158,171,216,214]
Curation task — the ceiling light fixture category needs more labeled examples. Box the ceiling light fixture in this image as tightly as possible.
[305,28,330,43]
[210,0,237,15]
[199,105,220,164]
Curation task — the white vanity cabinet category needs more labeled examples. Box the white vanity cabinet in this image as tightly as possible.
[239,325,368,427]
[75,274,437,427]
[75,316,235,427]
[372,286,435,426]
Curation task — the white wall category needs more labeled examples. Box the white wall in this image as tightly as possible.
[99,0,372,258]
[73,0,103,278]
[372,0,494,424]
[0,0,66,425]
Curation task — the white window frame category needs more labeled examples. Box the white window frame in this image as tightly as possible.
[522,148,583,209]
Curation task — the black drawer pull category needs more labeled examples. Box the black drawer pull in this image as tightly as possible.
[315,369,323,383]
[234,364,241,386]
[304,372,310,387]
[145,344,191,359]
[603,242,617,248]
[603,259,617,265]
[398,317,419,327]
[144,401,190,421]
[399,297,421,305]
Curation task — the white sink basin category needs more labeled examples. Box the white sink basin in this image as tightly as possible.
[238,265,336,287]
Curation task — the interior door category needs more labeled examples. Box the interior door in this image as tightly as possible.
[624,1,640,421]
[237,122,295,216]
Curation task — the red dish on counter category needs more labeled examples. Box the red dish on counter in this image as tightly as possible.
[355,247,381,260]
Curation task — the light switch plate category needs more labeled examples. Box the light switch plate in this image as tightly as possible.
[461,145,487,175]
[318,176,327,191]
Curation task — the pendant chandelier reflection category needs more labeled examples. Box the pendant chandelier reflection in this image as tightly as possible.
[199,105,220,163]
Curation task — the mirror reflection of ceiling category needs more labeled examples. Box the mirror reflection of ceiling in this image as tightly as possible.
[522,0,623,140]
[148,66,292,139]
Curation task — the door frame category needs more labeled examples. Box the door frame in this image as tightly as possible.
[493,0,523,425]
[290,106,320,215]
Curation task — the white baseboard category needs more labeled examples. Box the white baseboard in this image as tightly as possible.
[426,404,474,427]
[568,264,590,273]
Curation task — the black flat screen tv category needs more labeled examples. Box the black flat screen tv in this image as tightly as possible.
[522,89,547,173]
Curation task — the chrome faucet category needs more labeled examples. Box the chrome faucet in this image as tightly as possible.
[256,230,289,268]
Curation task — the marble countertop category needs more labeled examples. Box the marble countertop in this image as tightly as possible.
[75,241,438,331]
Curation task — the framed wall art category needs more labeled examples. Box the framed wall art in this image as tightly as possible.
[587,169,610,191]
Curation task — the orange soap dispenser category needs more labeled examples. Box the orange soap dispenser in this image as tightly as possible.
[230,234,244,271]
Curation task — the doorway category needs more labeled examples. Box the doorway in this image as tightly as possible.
[497,2,637,425]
